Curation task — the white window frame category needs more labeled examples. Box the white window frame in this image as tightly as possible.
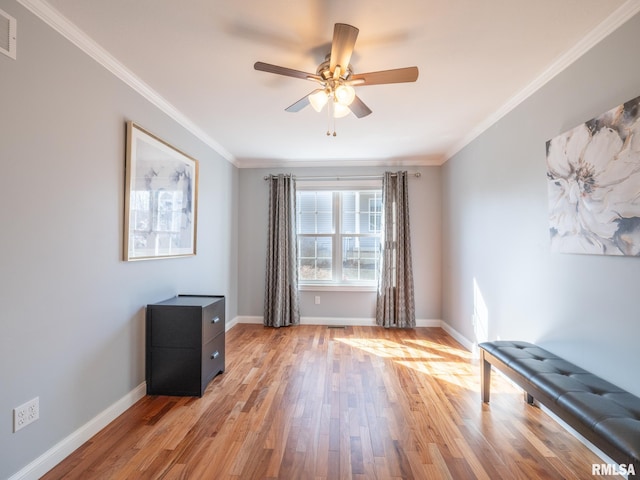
[296,180,382,291]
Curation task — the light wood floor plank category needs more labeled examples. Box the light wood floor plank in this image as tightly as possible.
[42,325,611,479]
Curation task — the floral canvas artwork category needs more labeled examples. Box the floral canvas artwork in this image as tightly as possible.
[546,95,640,256]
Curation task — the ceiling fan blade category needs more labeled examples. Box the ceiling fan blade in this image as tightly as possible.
[285,89,323,112]
[330,23,359,75]
[285,95,310,113]
[349,66,419,86]
[349,96,372,118]
[254,61,323,82]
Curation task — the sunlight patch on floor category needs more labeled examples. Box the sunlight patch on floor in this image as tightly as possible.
[404,338,474,360]
[335,337,444,360]
[336,335,522,394]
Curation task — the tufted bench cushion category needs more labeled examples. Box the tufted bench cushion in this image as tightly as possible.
[479,341,640,477]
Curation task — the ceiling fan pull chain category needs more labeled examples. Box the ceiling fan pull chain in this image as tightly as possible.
[327,98,336,136]
[326,99,331,136]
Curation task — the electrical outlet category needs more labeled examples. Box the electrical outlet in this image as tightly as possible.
[13,397,39,432]
[314,295,320,305]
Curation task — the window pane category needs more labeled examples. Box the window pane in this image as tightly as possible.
[297,191,333,234]
[358,237,379,258]
[342,191,356,233]
[357,212,370,233]
[298,192,315,211]
[316,191,332,210]
[342,191,356,210]
[298,236,333,280]
[299,236,316,257]
[298,212,316,234]
[341,191,382,234]
[342,210,356,233]
[369,213,381,232]
[316,211,333,233]
[299,259,317,281]
[316,258,332,280]
[357,259,378,280]
[367,194,382,232]
[316,192,333,233]
[317,236,332,258]
[341,236,379,281]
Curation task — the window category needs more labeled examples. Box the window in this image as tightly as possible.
[296,184,382,287]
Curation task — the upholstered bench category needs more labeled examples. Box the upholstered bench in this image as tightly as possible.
[479,341,640,477]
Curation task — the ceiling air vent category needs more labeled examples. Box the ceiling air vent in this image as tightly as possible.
[0,8,16,60]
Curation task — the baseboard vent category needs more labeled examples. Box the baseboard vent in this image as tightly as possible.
[0,8,17,60]
[327,325,347,329]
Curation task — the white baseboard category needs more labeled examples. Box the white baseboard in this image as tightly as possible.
[538,404,620,472]
[234,315,377,326]
[236,315,264,324]
[302,316,376,326]
[9,383,146,480]
[232,315,462,332]
[416,319,442,327]
[440,322,476,353]
[225,315,241,331]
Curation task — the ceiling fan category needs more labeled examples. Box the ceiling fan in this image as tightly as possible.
[254,23,419,121]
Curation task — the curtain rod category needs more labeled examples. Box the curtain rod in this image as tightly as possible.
[263,172,421,181]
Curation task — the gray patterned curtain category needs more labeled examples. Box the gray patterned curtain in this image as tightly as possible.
[376,171,416,328]
[264,174,300,327]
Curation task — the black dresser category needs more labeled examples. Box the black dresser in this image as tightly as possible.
[146,295,225,396]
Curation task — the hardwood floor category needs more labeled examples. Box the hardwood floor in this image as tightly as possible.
[42,325,609,479]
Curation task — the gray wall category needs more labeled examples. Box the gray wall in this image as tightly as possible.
[442,12,640,397]
[238,165,442,321]
[0,1,238,478]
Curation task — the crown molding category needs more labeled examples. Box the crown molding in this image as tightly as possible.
[445,0,640,161]
[17,0,236,165]
[235,154,444,169]
[19,0,639,169]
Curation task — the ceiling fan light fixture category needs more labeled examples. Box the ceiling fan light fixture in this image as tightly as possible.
[309,90,329,112]
[335,84,355,106]
[333,102,351,118]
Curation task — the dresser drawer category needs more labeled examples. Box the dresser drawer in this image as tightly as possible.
[202,299,225,343]
[148,347,200,396]
[201,333,225,392]
[148,307,200,348]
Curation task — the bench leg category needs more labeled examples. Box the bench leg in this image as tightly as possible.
[480,350,491,403]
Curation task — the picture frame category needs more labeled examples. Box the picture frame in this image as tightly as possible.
[546,94,640,256]
[124,122,198,261]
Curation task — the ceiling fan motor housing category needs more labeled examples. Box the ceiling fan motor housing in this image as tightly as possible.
[317,54,353,80]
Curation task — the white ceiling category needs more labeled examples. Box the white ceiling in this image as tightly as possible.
[33,0,638,166]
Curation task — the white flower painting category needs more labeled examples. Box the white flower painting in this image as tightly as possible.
[546,95,640,256]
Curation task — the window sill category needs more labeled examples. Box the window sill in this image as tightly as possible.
[299,284,377,292]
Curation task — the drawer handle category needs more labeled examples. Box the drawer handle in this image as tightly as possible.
[211,316,221,324]
[211,351,220,359]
